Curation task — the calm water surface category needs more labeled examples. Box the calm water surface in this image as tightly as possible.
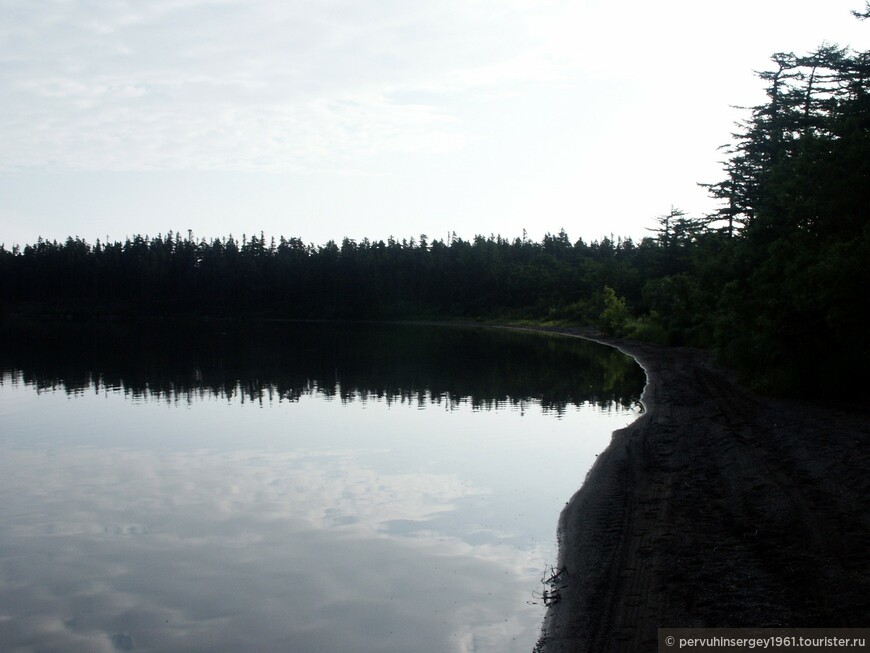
[0,322,643,653]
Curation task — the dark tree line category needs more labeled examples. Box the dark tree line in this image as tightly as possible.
[0,229,655,322]
[2,18,868,397]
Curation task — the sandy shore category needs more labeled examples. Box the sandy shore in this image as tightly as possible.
[520,328,870,652]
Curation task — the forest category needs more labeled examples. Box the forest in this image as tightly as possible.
[1,16,868,398]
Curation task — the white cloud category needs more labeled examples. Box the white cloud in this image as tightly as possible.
[0,0,867,244]
[0,445,543,652]
[0,0,544,172]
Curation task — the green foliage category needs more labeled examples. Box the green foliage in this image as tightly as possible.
[640,274,717,346]
[546,298,599,324]
[623,313,668,344]
[599,286,632,337]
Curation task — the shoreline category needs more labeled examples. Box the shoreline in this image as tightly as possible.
[512,327,869,652]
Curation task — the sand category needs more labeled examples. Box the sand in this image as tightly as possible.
[522,328,870,652]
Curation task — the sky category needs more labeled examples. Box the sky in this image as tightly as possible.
[1,0,867,249]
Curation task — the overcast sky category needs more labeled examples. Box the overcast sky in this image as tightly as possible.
[1,0,867,248]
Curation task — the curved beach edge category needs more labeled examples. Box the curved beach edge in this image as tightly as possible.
[505,327,869,653]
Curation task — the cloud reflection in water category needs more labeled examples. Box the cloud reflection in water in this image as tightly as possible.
[0,324,642,652]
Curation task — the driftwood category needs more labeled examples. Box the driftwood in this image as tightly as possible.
[531,565,569,607]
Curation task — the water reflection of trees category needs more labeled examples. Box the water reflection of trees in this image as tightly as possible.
[0,321,644,413]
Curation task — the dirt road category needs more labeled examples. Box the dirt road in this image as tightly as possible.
[531,330,869,652]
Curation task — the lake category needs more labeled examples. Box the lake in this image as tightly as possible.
[0,321,644,653]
